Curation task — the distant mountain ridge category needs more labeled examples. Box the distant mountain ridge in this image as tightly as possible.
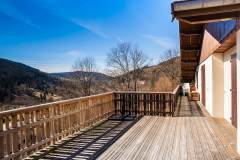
[50,71,113,82]
[0,58,47,78]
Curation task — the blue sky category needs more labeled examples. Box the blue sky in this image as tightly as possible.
[0,0,179,73]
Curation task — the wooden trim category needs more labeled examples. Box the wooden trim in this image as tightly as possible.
[231,53,237,128]
[173,2,240,18]
[201,65,206,107]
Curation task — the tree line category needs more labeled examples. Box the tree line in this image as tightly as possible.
[72,42,180,96]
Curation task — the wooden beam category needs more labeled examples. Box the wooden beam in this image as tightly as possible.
[181,48,200,52]
[180,32,201,36]
[181,59,198,63]
[183,13,238,24]
[174,3,240,18]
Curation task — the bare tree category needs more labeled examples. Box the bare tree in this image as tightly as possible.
[159,48,181,91]
[106,43,131,90]
[72,57,96,96]
[106,42,147,91]
[130,46,147,91]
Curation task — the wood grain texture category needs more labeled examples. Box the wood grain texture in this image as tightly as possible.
[99,116,239,160]
[99,96,239,160]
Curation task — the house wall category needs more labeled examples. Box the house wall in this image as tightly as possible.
[224,46,236,122]
[236,29,240,152]
[212,53,224,117]
[197,54,224,117]
[197,56,212,115]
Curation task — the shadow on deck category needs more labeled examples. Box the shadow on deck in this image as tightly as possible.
[26,118,141,160]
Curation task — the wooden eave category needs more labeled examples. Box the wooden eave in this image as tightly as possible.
[172,0,240,24]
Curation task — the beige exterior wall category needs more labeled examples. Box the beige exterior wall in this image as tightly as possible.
[197,54,224,117]
[197,55,213,115]
[212,53,224,117]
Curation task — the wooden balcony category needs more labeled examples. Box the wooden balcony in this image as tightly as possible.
[0,86,239,160]
[100,96,239,159]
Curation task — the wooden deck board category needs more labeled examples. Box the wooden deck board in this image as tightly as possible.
[98,96,239,160]
[98,116,240,160]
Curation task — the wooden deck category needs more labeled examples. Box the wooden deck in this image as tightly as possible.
[174,96,204,117]
[99,96,240,160]
[99,116,239,160]
[25,96,240,160]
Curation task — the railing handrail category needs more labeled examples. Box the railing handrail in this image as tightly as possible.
[0,92,113,117]
[172,85,181,95]
[113,91,173,94]
[113,85,181,95]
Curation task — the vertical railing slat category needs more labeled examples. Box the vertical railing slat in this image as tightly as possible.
[0,118,4,158]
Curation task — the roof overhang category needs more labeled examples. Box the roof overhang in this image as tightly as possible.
[172,0,240,24]
[172,0,240,82]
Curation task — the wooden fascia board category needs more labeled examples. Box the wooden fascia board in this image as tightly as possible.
[174,4,240,18]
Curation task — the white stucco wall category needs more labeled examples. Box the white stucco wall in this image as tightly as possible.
[197,55,214,115]
[224,46,236,123]
[197,54,224,117]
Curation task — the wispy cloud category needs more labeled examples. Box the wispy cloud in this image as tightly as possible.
[71,19,109,38]
[142,34,176,50]
[38,64,72,73]
[115,36,124,43]
[0,0,39,28]
[65,50,82,57]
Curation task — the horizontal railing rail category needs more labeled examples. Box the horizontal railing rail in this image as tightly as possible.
[0,92,114,159]
[113,85,181,117]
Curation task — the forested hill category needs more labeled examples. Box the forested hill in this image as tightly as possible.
[0,58,114,110]
[0,58,59,106]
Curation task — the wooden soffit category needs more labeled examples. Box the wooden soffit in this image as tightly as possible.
[179,21,203,82]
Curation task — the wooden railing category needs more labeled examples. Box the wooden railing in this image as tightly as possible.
[0,86,181,159]
[0,92,113,159]
[113,85,181,117]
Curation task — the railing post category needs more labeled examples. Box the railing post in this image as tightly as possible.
[156,94,160,115]
[143,94,146,115]
[171,94,174,116]
[6,117,11,155]
[12,114,19,156]
[113,93,117,116]
[135,94,137,116]
[24,112,31,149]
[0,118,4,158]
